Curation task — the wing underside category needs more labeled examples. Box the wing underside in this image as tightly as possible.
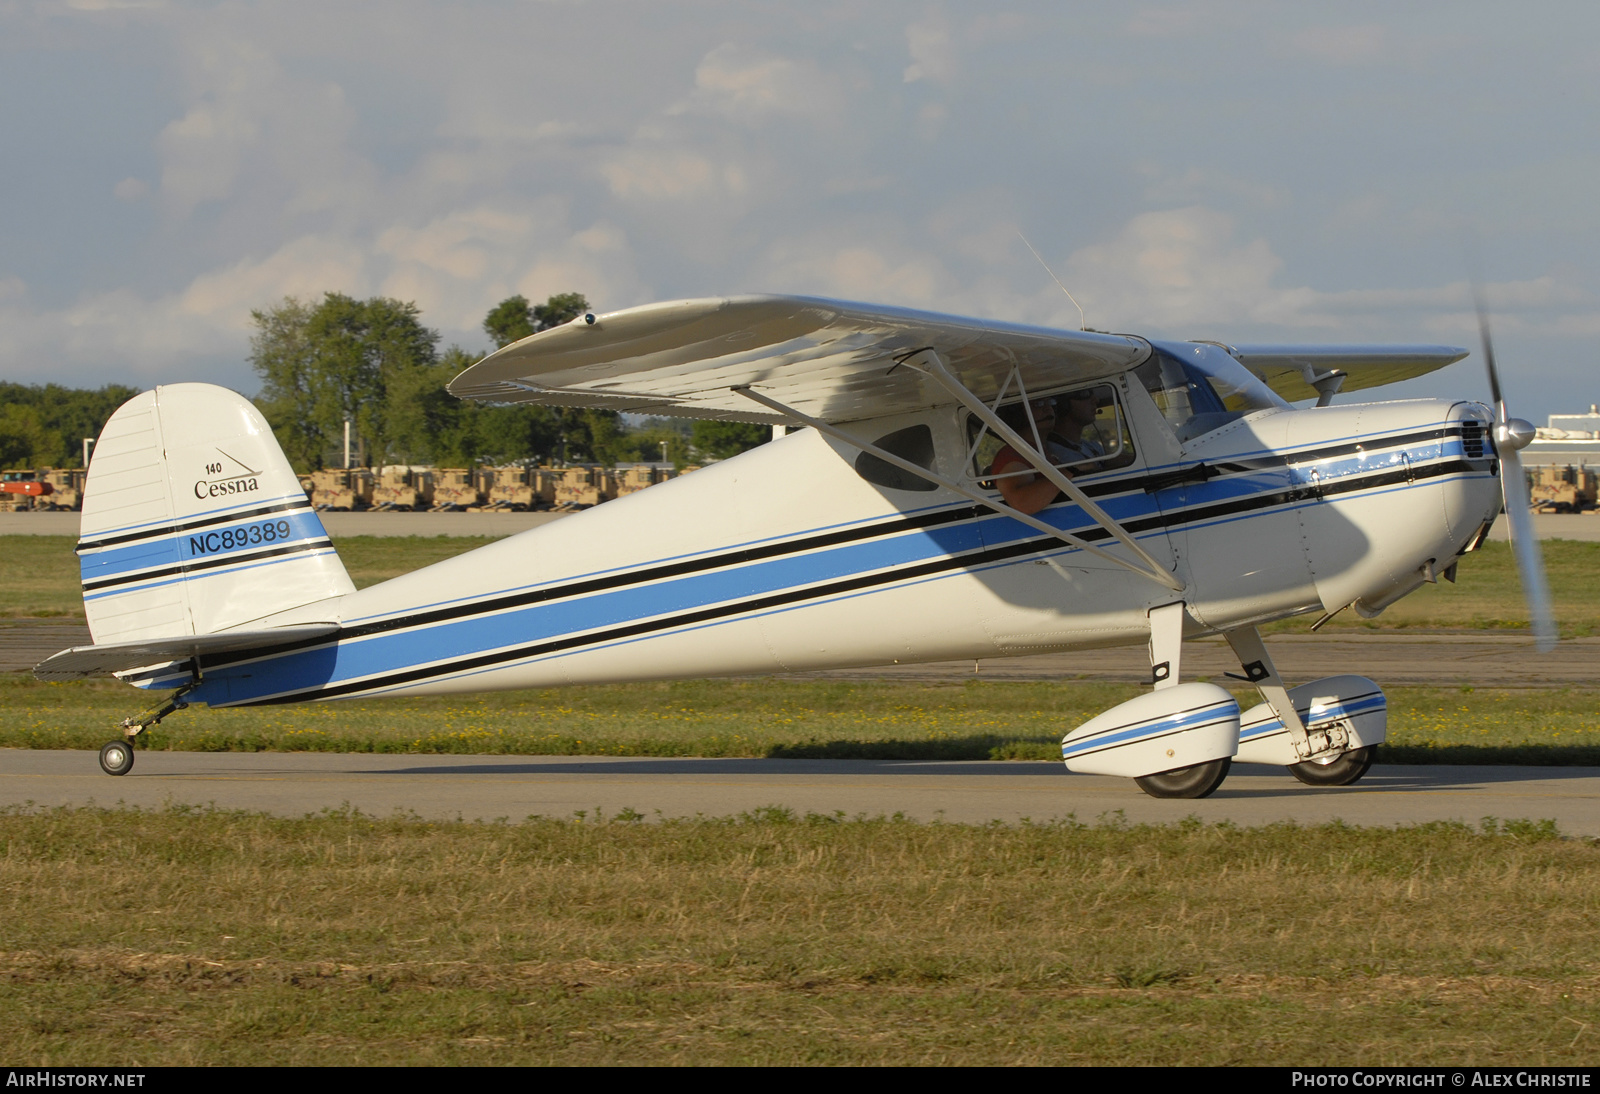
[447,295,1153,425]
[447,294,1471,422]
[1230,343,1470,402]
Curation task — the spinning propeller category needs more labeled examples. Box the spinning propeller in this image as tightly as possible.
[1475,295,1558,651]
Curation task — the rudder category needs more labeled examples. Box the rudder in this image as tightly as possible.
[77,384,354,644]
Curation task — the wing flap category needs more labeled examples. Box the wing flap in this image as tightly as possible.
[34,624,339,680]
[448,295,1152,424]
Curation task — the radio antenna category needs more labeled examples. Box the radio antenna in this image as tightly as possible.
[1017,230,1085,331]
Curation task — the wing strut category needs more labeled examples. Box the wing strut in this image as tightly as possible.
[895,349,1183,591]
[733,386,1184,592]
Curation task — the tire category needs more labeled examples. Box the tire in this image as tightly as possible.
[99,739,135,777]
[1288,745,1374,787]
[1134,757,1231,799]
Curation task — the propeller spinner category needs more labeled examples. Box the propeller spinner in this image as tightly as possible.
[1475,296,1558,651]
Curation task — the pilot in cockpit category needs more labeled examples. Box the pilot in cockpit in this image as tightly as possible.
[988,398,1066,514]
[1052,389,1107,464]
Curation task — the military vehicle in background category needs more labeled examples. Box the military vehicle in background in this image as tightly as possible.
[430,468,483,511]
[1528,464,1598,513]
[0,468,88,510]
[39,469,84,510]
[309,468,373,511]
[478,465,559,510]
[0,470,51,511]
[371,467,435,511]
[552,465,616,509]
[613,463,677,498]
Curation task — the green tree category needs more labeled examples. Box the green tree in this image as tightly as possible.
[691,420,772,461]
[0,405,60,468]
[0,382,140,467]
[477,292,615,465]
[482,291,590,350]
[483,295,536,349]
[252,294,440,469]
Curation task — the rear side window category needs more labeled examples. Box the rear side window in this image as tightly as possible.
[854,424,938,491]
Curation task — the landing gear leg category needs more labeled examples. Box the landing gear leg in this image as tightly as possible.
[100,677,196,778]
[1133,602,1235,800]
[1224,626,1370,785]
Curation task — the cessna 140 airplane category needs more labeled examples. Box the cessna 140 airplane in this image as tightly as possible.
[37,294,1554,798]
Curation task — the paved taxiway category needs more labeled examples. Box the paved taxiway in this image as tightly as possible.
[5,750,1597,834]
[5,510,1593,830]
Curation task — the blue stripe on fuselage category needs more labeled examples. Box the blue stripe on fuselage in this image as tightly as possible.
[185,514,993,703]
[180,425,1477,705]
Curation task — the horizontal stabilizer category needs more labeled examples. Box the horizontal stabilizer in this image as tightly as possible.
[34,624,338,681]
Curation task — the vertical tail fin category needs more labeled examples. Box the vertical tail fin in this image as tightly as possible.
[77,383,355,643]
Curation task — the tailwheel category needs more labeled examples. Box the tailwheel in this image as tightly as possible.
[1288,745,1374,787]
[99,739,135,777]
[1134,757,1230,799]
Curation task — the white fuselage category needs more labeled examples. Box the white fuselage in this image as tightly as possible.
[179,381,1500,708]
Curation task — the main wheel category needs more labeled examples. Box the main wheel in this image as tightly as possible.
[1134,757,1230,799]
[1288,745,1373,787]
[99,739,135,777]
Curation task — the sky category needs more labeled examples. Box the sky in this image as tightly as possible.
[3,0,1598,422]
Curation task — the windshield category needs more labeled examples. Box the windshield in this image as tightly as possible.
[1135,342,1289,443]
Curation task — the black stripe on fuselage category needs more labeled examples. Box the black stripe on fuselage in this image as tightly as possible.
[205,426,1472,669]
[221,454,1484,706]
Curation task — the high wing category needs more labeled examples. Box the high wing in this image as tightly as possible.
[447,294,1151,425]
[1229,343,1469,403]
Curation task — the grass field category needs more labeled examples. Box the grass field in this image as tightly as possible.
[4,534,1599,637]
[2,805,1593,1066]
[5,533,1594,1066]
[3,674,1597,764]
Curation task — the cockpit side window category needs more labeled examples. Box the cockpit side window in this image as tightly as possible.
[965,383,1136,484]
[1135,344,1289,443]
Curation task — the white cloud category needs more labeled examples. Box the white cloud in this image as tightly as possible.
[155,29,372,219]
[689,43,847,120]
[374,205,646,333]
[178,236,374,325]
[5,0,1599,422]
[759,235,954,308]
[1065,206,1289,330]
[1058,206,1596,344]
[903,15,956,84]
[600,149,747,202]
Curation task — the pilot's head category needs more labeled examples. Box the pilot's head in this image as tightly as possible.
[1061,389,1098,426]
[998,398,1056,435]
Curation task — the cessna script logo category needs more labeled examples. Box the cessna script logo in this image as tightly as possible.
[194,450,262,499]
